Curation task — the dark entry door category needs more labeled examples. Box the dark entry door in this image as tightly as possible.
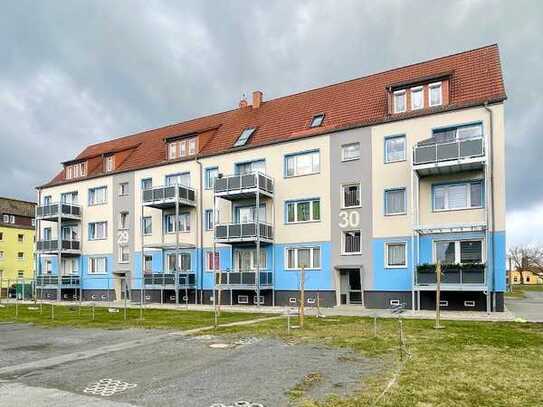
[348,269,362,304]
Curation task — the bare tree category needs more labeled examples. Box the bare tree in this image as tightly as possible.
[509,246,543,283]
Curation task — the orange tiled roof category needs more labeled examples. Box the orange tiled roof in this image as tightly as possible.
[40,44,506,188]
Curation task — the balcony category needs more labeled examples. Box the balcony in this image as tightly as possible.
[35,275,80,288]
[214,222,273,244]
[415,263,486,290]
[142,185,196,209]
[215,271,273,288]
[143,272,196,288]
[214,172,273,200]
[37,239,81,255]
[413,137,485,176]
[36,203,81,221]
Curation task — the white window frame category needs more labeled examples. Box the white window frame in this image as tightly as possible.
[144,255,153,273]
[88,256,107,274]
[165,213,191,233]
[88,186,107,206]
[205,209,214,231]
[432,239,485,264]
[105,156,114,172]
[341,142,361,162]
[237,295,249,304]
[119,182,129,196]
[385,242,407,268]
[385,135,406,163]
[410,86,423,110]
[168,142,177,159]
[233,248,267,271]
[432,181,483,212]
[464,300,475,308]
[429,82,442,107]
[285,199,320,224]
[393,90,406,113]
[188,138,196,155]
[206,251,220,272]
[284,150,320,177]
[119,212,129,230]
[341,183,361,209]
[119,245,129,264]
[88,221,107,240]
[342,230,361,255]
[2,214,8,223]
[205,167,219,190]
[384,188,407,216]
[165,252,192,272]
[284,247,321,270]
[0,251,4,260]
[142,216,152,235]
[10,215,15,224]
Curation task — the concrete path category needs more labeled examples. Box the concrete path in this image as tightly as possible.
[505,291,543,322]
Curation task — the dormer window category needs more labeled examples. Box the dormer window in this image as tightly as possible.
[410,86,423,110]
[393,90,406,113]
[105,156,114,172]
[167,136,198,160]
[233,127,256,147]
[65,162,86,180]
[429,82,442,107]
[310,114,325,128]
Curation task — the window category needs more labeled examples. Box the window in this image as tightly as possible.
[435,240,483,264]
[10,215,15,224]
[205,209,214,231]
[168,142,177,159]
[45,259,52,274]
[89,257,107,274]
[385,188,406,215]
[0,251,4,260]
[342,184,361,208]
[66,162,86,179]
[88,222,107,240]
[88,186,107,205]
[386,242,407,268]
[18,271,24,278]
[61,191,78,204]
[206,251,220,271]
[464,300,475,308]
[2,214,8,223]
[144,255,153,273]
[310,114,325,128]
[188,139,196,155]
[286,199,320,223]
[393,90,406,113]
[141,178,153,190]
[285,151,320,177]
[343,231,361,254]
[119,212,129,230]
[18,234,24,242]
[385,135,406,163]
[119,182,129,196]
[17,252,24,260]
[429,82,442,106]
[105,156,114,172]
[236,205,266,223]
[0,232,3,240]
[119,246,129,263]
[205,167,219,189]
[32,219,35,227]
[410,86,423,110]
[235,160,265,175]
[165,172,190,187]
[166,253,192,272]
[432,123,483,144]
[143,217,152,235]
[285,247,320,270]
[165,213,191,233]
[433,181,483,211]
[233,127,256,147]
[43,227,52,240]
[238,295,249,304]
[43,195,52,206]
[233,248,267,271]
[342,143,360,161]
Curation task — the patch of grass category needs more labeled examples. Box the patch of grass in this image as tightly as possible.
[288,372,323,401]
[0,303,265,331]
[213,316,543,406]
[505,284,543,298]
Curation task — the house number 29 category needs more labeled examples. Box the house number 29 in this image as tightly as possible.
[338,211,360,228]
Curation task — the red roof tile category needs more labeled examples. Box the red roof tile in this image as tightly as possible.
[40,44,506,188]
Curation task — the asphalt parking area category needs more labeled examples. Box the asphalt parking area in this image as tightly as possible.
[0,324,381,407]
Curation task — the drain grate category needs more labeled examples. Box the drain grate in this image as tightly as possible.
[83,378,137,397]
[209,401,264,407]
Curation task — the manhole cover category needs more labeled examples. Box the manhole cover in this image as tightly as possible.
[83,378,137,397]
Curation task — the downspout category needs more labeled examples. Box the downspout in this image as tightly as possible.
[484,102,496,311]
[196,157,204,304]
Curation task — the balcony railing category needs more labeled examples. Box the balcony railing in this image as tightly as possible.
[37,239,81,252]
[214,172,273,197]
[143,272,196,287]
[215,271,273,287]
[36,203,81,219]
[214,222,273,242]
[35,275,80,287]
[415,263,485,285]
[413,137,484,165]
[142,185,196,207]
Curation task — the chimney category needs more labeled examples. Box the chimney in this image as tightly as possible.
[239,97,248,108]
[252,90,263,109]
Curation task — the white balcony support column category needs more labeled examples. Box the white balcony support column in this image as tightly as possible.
[175,187,179,305]
[256,187,260,308]
[141,204,145,307]
[57,208,61,302]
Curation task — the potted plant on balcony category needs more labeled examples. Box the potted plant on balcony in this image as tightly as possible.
[416,263,436,273]
[461,263,485,284]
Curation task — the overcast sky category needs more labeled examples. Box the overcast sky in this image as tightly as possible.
[1,1,541,247]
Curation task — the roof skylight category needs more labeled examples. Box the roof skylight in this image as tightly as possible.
[310,114,325,128]
[233,127,256,147]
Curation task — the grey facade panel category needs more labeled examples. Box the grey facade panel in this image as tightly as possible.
[364,291,413,309]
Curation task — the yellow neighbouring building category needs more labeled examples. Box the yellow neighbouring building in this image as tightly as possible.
[0,197,36,295]
[510,269,543,285]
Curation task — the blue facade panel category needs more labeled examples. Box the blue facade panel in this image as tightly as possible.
[81,255,113,290]
[372,237,413,291]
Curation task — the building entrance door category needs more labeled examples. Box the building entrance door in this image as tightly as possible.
[339,268,363,305]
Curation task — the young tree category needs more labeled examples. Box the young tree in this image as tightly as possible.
[509,246,543,284]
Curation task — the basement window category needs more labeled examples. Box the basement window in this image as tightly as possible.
[237,295,249,304]
[464,300,476,308]
[233,127,256,147]
[310,114,325,128]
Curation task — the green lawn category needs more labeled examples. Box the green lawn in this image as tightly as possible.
[212,316,543,406]
[505,284,543,299]
[0,303,264,330]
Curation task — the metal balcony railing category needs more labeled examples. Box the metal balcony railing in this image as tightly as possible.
[413,137,484,165]
[35,275,81,287]
[142,185,196,207]
[143,272,196,286]
[415,263,486,285]
[214,222,273,242]
[37,240,81,252]
[215,271,273,287]
[214,172,273,196]
[36,203,81,219]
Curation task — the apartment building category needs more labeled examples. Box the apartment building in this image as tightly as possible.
[35,44,507,311]
[0,198,36,291]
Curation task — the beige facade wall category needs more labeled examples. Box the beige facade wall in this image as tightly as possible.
[371,104,506,238]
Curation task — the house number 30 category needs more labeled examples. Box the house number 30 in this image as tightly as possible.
[338,211,360,228]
